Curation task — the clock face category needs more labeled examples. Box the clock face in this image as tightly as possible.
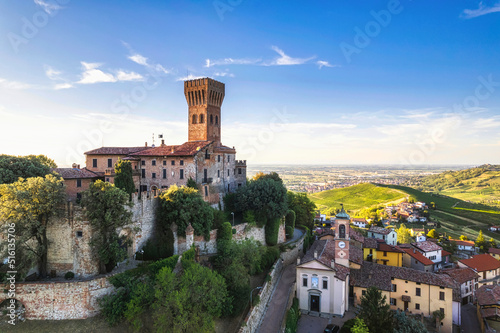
[338,241,346,249]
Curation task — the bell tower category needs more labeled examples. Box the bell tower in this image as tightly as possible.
[184,78,224,145]
[335,204,350,267]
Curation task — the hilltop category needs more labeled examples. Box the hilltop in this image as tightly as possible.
[410,164,500,207]
[308,183,407,215]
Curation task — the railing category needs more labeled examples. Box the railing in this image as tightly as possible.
[202,178,213,184]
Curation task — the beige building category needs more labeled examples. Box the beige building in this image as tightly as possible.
[52,164,102,202]
[457,253,500,286]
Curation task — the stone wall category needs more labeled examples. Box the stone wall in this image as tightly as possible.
[0,275,114,320]
[280,230,306,266]
[238,258,284,333]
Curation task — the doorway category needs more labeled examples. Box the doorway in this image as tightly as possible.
[310,295,320,312]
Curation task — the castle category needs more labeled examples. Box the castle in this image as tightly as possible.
[55,78,247,206]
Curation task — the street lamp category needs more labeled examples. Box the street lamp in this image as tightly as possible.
[231,212,235,226]
[250,286,262,309]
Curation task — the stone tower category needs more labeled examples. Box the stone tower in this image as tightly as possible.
[335,204,350,267]
[184,78,225,145]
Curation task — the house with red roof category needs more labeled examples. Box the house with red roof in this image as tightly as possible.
[440,267,479,305]
[401,247,435,272]
[53,164,102,202]
[489,247,500,260]
[451,239,476,255]
[457,254,500,286]
[410,241,444,272]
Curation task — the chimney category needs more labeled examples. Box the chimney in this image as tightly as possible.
[145,142,148,147]
[314,251,318,259]
[77,164,80,169]
[171,147,175,153]
[161,139,165,146]
[331,260,335,269]
[72,163,77,169]
[297,258,301,265]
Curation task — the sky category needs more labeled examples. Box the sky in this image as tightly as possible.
[0,0,499,167]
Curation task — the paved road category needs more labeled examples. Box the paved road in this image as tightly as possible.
[297,311,356,333]
[285,228,305,245]
[258,263,296,333]
[461,303,481,333]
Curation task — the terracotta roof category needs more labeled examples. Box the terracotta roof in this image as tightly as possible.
[85,146,149,155]
[368,226,394,235]
[459,254,500,272]
[411,241,442,253]
[402,248,434,266]
[350,261,455,291]
[378,243,404,253]
[450,239,475,247]
[350,245,363,265]
[441,250,452,257]
[477,284,500,306]
[352,218,366,223]
[441,268,479,285]
[130,141,212,157]
[52,168,100,179]
[300,240,349,280]
[363,238,378,249]
[489,248,500,255]
[349,226,364,243]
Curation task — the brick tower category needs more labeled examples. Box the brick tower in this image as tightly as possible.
[335,204,350,267]
[184,78,225,145]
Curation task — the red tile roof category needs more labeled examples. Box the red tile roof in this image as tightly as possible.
[53,168,100,179]
[369,226,394,235]
[442,250,452,257]
[350,245,363,265]
[378,243,404,253]
[489,248,500,255]
[450,239,475,247]
[411,240,442,253]
[300,240,349,280]
[402,248,434,266]
[459,254,500,272]
[441,268,479,285]
[477,284,500,306]
[85,147,149,155]
[130,141,212,157]
[349,226,365,243]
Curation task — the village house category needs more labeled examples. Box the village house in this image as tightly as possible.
[440,267,479,305]
[367,226,397,246]
[451,239,476,255]
[351,217,367,228]
[457,254,500,286]
[411,241,444,272]
[476,284,500,324]
[489,247,500,260]
[52,165,102,202]
[363,238,403,267]
[350,261,457,333]
[401,247,435,272]
[489,226,500,232]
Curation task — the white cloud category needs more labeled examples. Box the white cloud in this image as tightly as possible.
[77,62,117,84]
[45,66,62,80]
[205,58,261,68]
[116,70,144,81]
[128,53,169,74]
[264,46,315,66]
[176,74,204,81]
[34,0,62,14]
[213,70,235,78]
[316,60,338,69]
[129,54,148,66]
[0,78,33,90]
[54,83,74,90]
[461,2,500,19]
[473,117,500,129]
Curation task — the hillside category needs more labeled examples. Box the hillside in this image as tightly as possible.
[410,164,500,207]
[308,183,407,214]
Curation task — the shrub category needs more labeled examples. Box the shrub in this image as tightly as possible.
[285,226,294,239]
[285,210,296,229]
[213,208,226,230]
[265,218,281,246]
[99,287,130,326]
[218,222,232,241]
[260,246,280,271]
[243,210,256,224]
[285,298,300,333]
[64,271,74,280]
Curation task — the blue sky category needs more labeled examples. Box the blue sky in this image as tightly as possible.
[0,0,499,166]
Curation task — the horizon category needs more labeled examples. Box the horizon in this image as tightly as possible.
[1,1,499,167]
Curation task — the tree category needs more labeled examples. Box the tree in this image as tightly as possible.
[475,230,489,253]
[285,210,296,230]
[252,171,282,183]
[427,229,438,239]
[432,309,445,332]
[235,177,288,226]
[393,310,427,333]
[25,154,57,168]
[396,224,412,244]
[186,177,197,189]
[114,159,136,198]
[287,191,316,230]
[459,235,469,241]
[157,185,214,239]
[429,202,436,210]
[351,317,369,333]
[490,238,497,249]
[82,180,132,273]
[0,154,53,184]
[0,174,65,278]
[153,264,229,332]
[359,287,393,333]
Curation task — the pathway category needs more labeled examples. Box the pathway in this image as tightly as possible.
[257,263,296,333]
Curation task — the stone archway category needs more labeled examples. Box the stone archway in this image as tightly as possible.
[0,299,26,324]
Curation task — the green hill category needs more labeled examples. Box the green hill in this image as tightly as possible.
[308,183,407,214]
[411,164,500,207]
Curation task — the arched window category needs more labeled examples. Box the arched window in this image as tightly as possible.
[192,114,197,124]
[200,114,204,123]
[339,224,346,239]
[210,114,213,124]
[215,115,219,125]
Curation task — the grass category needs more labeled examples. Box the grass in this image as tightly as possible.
[308,183,407,213]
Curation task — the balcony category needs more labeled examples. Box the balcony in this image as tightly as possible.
[202,177,213,184]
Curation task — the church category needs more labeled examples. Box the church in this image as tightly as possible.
[59,78,247,206]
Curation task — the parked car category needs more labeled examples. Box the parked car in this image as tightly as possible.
[324,324,340,333]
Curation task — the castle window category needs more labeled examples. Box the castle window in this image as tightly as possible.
[152,172,156,179]
[171,160,175,166]
[180,169,184,179]
[180,160,184,166]
[163,160,166,166]
[218,170,220,178]
[76,193,81,202]
[218,155,221,162]
[227,155,230,162]
[415,303,420,310]
[192,114,197,124]
[204,186,208,197]
[238,183,242,187]
[200,114,204,123]
[76,179,82,188]
[416,288,421,296]
[215,115,219,125]
[92,159,97,168]
[106,178,110,182]
[108,158,112,168]
[238,168,242,174]
[210,114,213,124]
[163,169,167,179]
[439,292,445,301]
[227,169,230,177]
[202,90,206,104]
[152,160,156,166]
[76,231,83,238]
[141,169,145,178]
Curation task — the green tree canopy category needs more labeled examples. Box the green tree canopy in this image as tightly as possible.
[0,174,65,278]
[359,287,393,333]
[0,154,54,184]
[158,185,214,239]
[82,180,132,273]
[252,171,283,183]
[393,310,427,333]
[351,317,369,333]
[114,159,135,198]
[396,224,412,244]
[287,191,316,230]
[186,177,197,189]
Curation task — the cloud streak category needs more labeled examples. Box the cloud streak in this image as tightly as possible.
[461,2,500,19]
[77,62,144,84]
[34,0,62,15]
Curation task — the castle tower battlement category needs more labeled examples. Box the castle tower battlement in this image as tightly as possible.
[184,78,225,144]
